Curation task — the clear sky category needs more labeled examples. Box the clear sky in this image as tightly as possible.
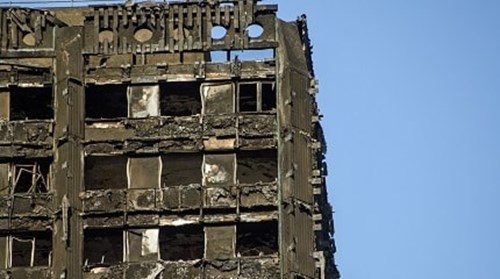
[274,1,500,278]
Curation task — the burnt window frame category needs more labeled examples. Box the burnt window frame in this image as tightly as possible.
[7,86,54,121]
[159,81,203,117]
[159,224,205,261]
[84,155,128,191]
[236,220,279,257]
[9,159,51,194]
[83,228,125,266]
[2,231,53,268]
[237,81,276,113]
[85,84,129,120]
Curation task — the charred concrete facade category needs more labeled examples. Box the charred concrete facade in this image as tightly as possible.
[0,1,339,278]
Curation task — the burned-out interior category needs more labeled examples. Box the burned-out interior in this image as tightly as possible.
[84,156,127,190]
[10,231,52,267]
[160,82,202,116]
[84,229,123,265]
[11,159,51,193]
[239,83,258,112]
[237,221,278,257]
[161,153,202,187]
[160,224,204,261]
[237,150,277,184]
[10,87,53,120]
[85,84,128,119]
[238,82,276,112]
[262,82,277,111]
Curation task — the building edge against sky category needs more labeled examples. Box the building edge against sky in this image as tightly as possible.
[0,0,339,278]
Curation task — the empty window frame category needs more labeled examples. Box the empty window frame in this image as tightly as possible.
[127,85,160,118]
[236,221,278,257]
[201,83,235,114]
[160,224,204,261]
[9,87,53,120]
[128,157,161,189]
[84,229,123,265]
[84,156,127,190]
[237,150,277,184]
[161,153,202,187]
[160,82,202,116]
[4,231,53,267]
[127,229,159,262]
[205,225,235,260]
[11,159,51,194]
[85,84,128,119]
[203,154,236,187]
[237,82,276,113]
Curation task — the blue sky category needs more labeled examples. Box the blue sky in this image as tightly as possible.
[275,1,500,278]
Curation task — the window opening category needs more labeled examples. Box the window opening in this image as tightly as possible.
[203,154,236,187]
[10,231,52,267]
[161,154,202,187]
[237,150,277,184]
[84,229,123,265]
[238,82,276,112]
[160,224,204,261]
[261,82,276,111]
[237,221,278,257]
[128,85,160,118]
[10,87,53,120]
[201,83,234,114]
[12,159,50,194]
[160,82,202,116]
[86,84,128,119]
[84,156,127,190]
[239,83,257,112]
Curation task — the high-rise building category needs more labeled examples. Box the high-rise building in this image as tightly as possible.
[0,1,339,278]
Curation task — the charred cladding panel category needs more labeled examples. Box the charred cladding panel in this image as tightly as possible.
[0,1,338,279]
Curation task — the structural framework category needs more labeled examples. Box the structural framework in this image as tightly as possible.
[0,0,339,278]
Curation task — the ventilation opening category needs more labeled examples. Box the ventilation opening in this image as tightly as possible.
[160,224,204,261]
[237,221,278,257]
[11,231,52,267]
[98,29,114,43]
[160,82,202,116]
[12,159,51,194]
[86,84,128,119]
[246,24,264,39]
[134,27,153,43]
[261,82,276,111]
[230,49,274,62]
[84,156,127,190]
[239,83,257,112]
[237,150,277,184]
[211,25,228,40]
[84,229,123,265]
[162,153,202,187]
[10,87,53,120]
